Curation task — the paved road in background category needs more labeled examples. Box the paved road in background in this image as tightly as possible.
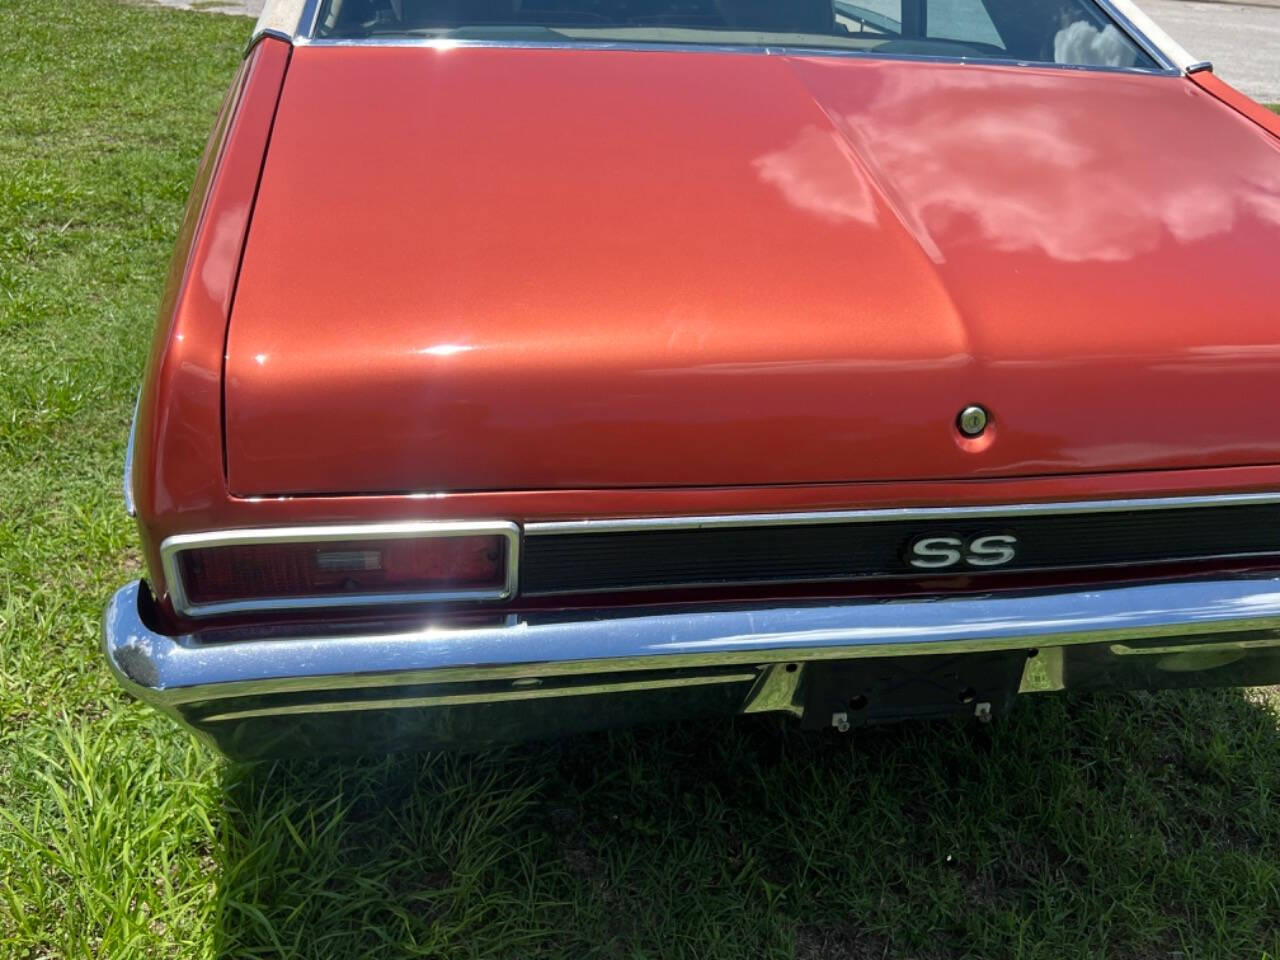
[150,0,262,13]
[147,0,1278,102]
[1142,0,1280,102]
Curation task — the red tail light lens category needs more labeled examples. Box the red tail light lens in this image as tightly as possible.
[167,524,517,616]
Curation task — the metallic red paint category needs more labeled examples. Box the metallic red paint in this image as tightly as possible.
[224,49,1280,496]
[131,38,290,586]
[1189,69,1280,141]
[135,43,1280,624]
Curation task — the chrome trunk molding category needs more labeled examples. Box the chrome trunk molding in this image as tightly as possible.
[523,491,1280,535]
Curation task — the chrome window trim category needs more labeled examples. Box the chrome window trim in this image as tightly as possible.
[1095,0,1195,71]
[1091,0,1180,71]
[525,491,1280,535]
[123,397,138,518]
[289,35,1179,76]
[284,0,1195,72]
[162,521,520,619]
[298,0,324,39]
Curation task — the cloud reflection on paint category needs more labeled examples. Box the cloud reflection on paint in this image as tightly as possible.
[781,61,1280,263]
[753,125,878,225]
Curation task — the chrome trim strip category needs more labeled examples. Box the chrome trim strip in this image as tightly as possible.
[104,574,1280,710]
[199,671,760,723]
[122,397,138,518]
[298,0,324,39]
[1098,0,1196,71]
[1185,60,1213,74]
[246,26,296,56]
[284,0,1190,69]
[292,35,1178,75]
[296,36,799,50]
[520,550,1280,597]
[1092,0,1179,70]
[161,521,520,618]
[524,491,1280,535]
[252,0,309,42]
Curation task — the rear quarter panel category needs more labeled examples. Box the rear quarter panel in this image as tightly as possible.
[132,38,290,593]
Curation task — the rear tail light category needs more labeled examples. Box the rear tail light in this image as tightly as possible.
[163,522,518,617]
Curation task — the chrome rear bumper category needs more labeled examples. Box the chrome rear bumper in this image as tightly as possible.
[104,576,1280,759]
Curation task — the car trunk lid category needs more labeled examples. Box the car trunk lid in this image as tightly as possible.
[225,46,1280,495]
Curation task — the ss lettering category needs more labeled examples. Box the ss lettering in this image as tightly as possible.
[908,533,1017,569]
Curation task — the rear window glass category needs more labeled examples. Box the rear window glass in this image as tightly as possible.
[315,0,1160,69]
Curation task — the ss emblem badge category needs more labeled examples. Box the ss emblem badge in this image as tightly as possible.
[907,533,1018,569]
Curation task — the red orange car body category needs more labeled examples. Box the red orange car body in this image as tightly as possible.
[106,0,1280,758]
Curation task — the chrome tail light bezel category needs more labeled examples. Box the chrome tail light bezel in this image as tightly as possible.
[161,521,520,618]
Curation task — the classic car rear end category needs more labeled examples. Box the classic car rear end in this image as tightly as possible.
[105,0,1280,759]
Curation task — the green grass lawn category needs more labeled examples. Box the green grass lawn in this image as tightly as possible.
[4,3,1280,957]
